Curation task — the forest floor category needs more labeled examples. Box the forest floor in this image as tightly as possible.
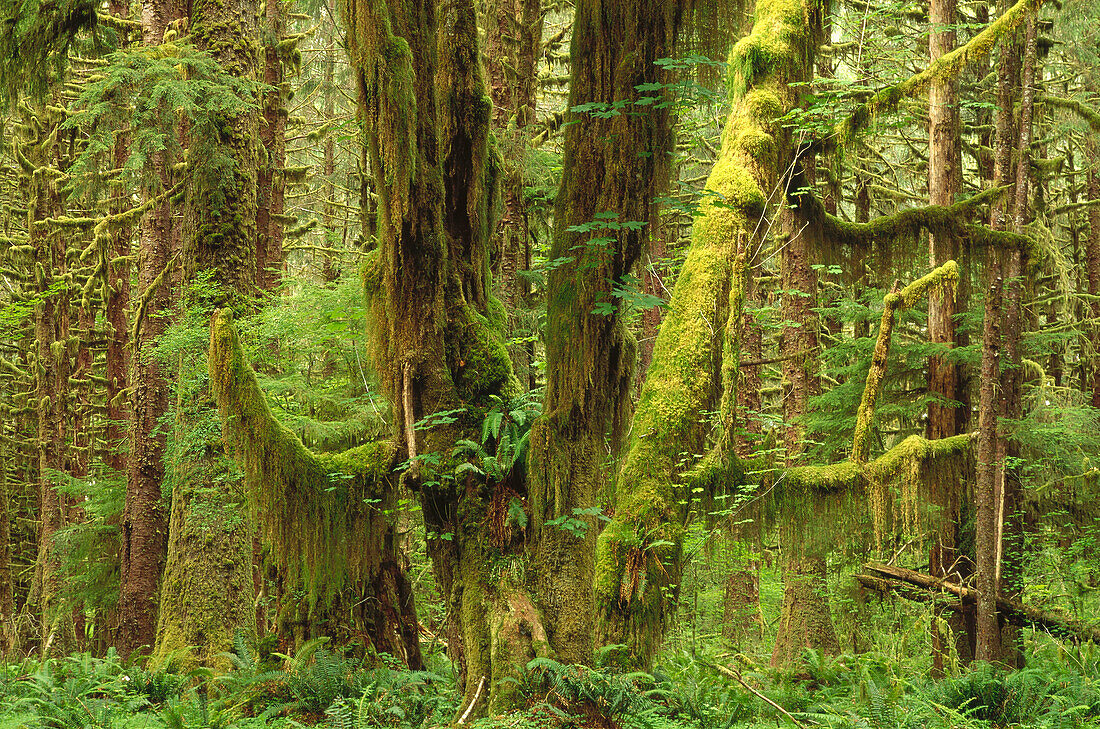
[0,634,1098,729]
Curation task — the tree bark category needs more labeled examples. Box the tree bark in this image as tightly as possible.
[771,556,840,668]
[997,11,1038,669]
[485,0,543,392]
[535,0,687,671]
[926,0,970,673]
[975,0,1023,664]
[153,0,261,665]
[256,0,287,293]
[1087,139,1100,407]
[118,0,186,660]
[23,103,77,655]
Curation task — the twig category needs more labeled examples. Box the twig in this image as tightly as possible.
[457,675,486,724]
[714,663,807,729]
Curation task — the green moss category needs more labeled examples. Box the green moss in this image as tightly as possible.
[447,305,517,403]
[833,0,1040,145]
[851,262,959,463]
[152,455,254,672]
[208,310,397,622]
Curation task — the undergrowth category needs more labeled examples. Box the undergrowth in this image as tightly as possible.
[0,639,1097,728]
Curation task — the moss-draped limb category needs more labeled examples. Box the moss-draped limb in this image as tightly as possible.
[1040,94,1100,133]
[208,309,420,663]
[851,262,959,463]
[830,0,1042,146]
[593,0,799,668]
[777,433,975,557]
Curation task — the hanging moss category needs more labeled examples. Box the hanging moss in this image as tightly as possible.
[208,309,398,621]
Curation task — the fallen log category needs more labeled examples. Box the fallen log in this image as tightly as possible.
[858,562,1100,644]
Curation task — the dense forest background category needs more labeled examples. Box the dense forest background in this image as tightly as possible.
[0,0,1099,725]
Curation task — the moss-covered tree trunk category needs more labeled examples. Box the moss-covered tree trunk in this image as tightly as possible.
[484,0,542,392]
[153,0,261,665]
[256,0,286,293]
[0,439,11,653]
[23,104,78,654]
[594,0,825,669]
[338,0,526,711]
[528,0,685,671]
[771,556,839,667]
[118,0,187,658]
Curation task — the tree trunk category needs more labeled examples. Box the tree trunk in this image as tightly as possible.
[24,104,77,655]
[321,23,340,283]
[0,437,12,652]
[153,0,261,665]
[771,556,840,668]
[722,562,761,648]
[533,0,686,671]
[975,0,1023,664]
[926,0,971,674]
[997,12,1038,669]
[118,0,187,660]
[485,0,543,392]
[256,0,287,293]
[1088,140,1100,407]
[772,8,836,670]
[339,0,530,712]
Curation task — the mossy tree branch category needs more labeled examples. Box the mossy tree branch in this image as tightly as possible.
[851,261,959,463]
[830,0,1042,147]
[208,309,416,656]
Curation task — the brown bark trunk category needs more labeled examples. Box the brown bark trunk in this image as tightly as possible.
[926,0,971,674]
[256,0,287,293]
[975,247,1004,663]
[996,12,1038,669]
[1086,140,1100,408]
[771,556,840,668]
[736,275,763,457]
[975,0,1022,664]
[775,150,838,667]
[118,0,187,660]
[27,112,76,653]
[722,563,761,648]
